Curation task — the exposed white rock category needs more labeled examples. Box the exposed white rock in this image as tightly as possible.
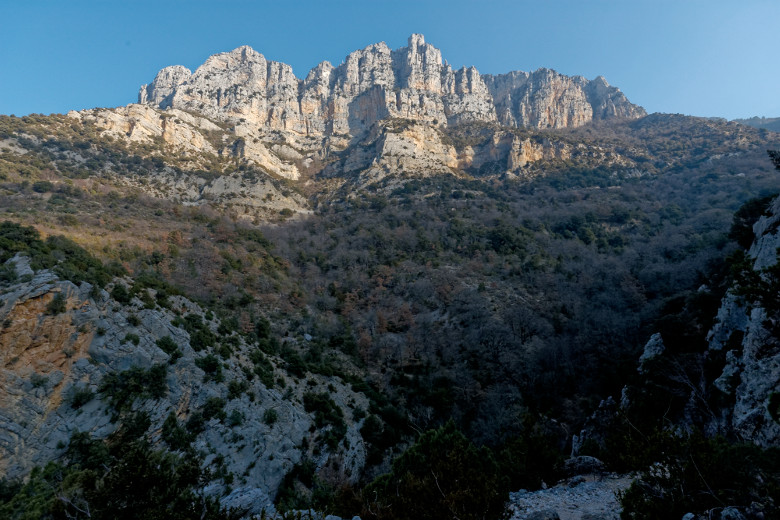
[638,333,665,373]
[706,293,748,351]
[138,34,645,137]
[508,474,633,520]
[748,196,780,270]
[79,104,220,154]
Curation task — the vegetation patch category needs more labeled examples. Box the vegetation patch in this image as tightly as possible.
[99,364,168,413]
[303,391,346,450]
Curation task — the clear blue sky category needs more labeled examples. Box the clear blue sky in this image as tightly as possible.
[1,0,778,120]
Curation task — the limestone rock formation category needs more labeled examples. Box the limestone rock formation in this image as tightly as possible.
[57,35,648,198]
[0,256,367,514]
[75,104,221,154]
[138,34,644,136]
[508,473,632,520]
[703,196,780,446]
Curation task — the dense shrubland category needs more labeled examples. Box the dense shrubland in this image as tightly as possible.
[0,418,240,520]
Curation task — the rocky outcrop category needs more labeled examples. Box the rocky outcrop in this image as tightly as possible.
[323,119,459,185]
[0,256,367,514]
[574,193,780,451]
[57,35,647,195]
[138,34,644,137]
[703,196,780,447]
[75,104,221,154]
[508,473,632,520]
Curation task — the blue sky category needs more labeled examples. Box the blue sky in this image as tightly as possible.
[1,0,778,120]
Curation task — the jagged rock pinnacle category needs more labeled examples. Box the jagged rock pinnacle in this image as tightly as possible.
[138,35,645,136]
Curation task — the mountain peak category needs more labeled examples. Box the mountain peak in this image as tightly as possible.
[408,33,426,47]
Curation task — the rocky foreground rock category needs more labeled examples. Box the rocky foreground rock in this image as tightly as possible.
[508,474,632,520]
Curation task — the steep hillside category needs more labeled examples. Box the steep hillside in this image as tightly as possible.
[0,226,367,517]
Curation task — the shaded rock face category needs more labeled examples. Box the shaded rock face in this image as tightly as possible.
[573,195,780,452]
[703,196,780,447]
[0,257,367,514]
[139,34,644,137]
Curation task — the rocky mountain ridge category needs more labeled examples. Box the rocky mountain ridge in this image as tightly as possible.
[139,34,644,136]
[93,34,646,190]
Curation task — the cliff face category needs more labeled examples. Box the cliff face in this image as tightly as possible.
[0,255,367,514]
[703,196,780,447]
[138,34,644,137]
[56,35,649,195]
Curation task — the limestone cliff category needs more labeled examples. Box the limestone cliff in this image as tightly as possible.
[53,36,647,202]
[572,195,780,456]
[139,34,644,136]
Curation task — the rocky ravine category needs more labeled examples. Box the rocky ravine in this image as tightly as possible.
[0,255,367,515]
[0,252,637,519]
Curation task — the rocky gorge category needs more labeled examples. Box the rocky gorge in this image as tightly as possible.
[0,33,779,520]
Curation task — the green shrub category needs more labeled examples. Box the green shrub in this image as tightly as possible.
[46,293,66,315]
[255,317,271,339]
[201,397,227,422]
[227,379,249,400]
[227,409,244,427]
[68,386,94,409]
[263,409,278,425]
[0,428,239,519]
[185,412,206,434]
[303,392,346,449]
[131,271,179,307]
[30,373,48,389]
[365,421,507,520]
[249,348,275,388]
[729,194,776,249]
[281,347,308,378]
[161,412,192,451]
[619,432,780,520]
[275,459,318,512]
[32,180,54,193]
[99,364,168,413]
[110,284,131,304]
[496,428,563,491]
[156,336,182,363]
[195,354,223,383]
[0,263,18,284]
[179,314,217,351]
